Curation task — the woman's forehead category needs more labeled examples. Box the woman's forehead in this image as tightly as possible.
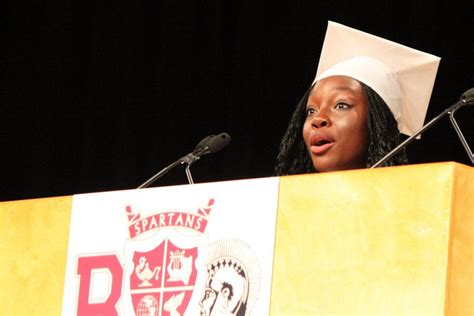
[310,76,363,98]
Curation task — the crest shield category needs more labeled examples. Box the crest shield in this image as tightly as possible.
[126,236,202,316]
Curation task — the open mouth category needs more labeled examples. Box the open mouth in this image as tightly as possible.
[314,139,332,146]
[310,136,334,155]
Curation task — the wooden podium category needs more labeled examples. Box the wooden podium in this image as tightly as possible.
[0,162,472,315]
[271,162,473,315]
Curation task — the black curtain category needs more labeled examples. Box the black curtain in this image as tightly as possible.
[2,0,473,201]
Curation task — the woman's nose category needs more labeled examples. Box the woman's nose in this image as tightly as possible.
[311,112,330,128]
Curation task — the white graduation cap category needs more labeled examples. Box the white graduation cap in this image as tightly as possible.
[313,21,441,136]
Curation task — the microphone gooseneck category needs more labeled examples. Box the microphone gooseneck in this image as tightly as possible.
[137,132,231,189]
[371,87,474,168]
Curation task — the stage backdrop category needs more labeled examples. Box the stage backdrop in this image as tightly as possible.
[2,1,474,202]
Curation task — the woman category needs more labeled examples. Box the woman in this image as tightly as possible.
[275,76,405,175]
[275,21,440,175]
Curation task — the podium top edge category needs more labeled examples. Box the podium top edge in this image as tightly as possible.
[1,162,471,203]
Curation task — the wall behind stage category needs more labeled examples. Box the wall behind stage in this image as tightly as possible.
[1,1,473,201]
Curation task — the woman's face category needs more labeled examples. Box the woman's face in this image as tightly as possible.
[302,76,369,172]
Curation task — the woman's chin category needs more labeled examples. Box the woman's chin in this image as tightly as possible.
[312,157,366,173]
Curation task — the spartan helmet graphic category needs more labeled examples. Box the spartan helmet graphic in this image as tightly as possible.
[199,238,260,316]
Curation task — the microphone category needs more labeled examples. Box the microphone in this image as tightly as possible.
[460,87,474,104]
[371,87,474,168]
[194,135,214,151]
[137,132,231,189]
[182,132,231,164]
[194,132,232,157]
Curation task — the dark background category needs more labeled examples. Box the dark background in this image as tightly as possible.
[2,0,473,201]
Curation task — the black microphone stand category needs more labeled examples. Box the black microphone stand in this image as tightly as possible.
[450,108,474,164]
[136,132,231,189]
[371,93,473,168]
[136,159,182,189]
[136,153,199,189]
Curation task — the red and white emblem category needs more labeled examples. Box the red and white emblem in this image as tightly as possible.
[123,231,208,316]
[130,239,196,315]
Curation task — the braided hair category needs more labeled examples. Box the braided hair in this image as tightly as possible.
[274,81,408,176]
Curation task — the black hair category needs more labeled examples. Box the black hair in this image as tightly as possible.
[274,82,408,176]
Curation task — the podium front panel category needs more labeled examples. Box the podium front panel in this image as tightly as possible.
[446,163,474,315]
[271,162,473,315]
[0,196,72,315]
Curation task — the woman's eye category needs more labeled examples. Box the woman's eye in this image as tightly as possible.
[306,108,316,116]
[335,102,350,110]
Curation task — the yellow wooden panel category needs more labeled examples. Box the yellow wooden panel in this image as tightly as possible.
[271,162,461,315]
[445,164,474,315]
[0,196,72,315]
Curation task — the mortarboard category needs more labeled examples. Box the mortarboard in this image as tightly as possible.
[313,21,441,136]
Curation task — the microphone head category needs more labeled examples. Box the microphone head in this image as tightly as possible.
[204,132,231,155]
[194,135,214,152]
[461,87,474,104]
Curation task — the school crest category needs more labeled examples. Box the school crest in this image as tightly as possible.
[128,237,199,315]
[121,200,213,315]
